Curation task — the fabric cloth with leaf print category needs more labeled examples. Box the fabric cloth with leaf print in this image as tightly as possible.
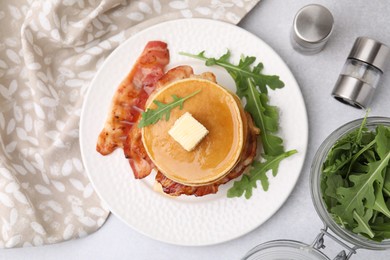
[0,0,260,248]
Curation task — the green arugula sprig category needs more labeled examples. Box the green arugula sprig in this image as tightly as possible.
[321,116,390,241]
[227,150,298,199]
[138,90,200,128]
[181,50,296,199]
[180,51,284,94]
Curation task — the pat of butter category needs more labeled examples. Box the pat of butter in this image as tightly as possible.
[168,112,209,151]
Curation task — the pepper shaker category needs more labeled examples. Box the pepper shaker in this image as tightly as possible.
[332,37,389,109]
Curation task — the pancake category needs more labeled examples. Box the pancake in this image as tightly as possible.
[142,78,245,186]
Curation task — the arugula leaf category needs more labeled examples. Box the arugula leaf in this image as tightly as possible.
[355,111,368,145]
[376,125,390,159]
[324,174,344,200]
[371,221,390,242]
[227,150,297,199]
[346,139,376,176]
[384,168,390,197]
[246,79,284,156]
[322,174,344,209]
[321,115,390,241]
[180,51,284,93]
[138,90,200,128]
[332,151,390,224]
[353,209,375,238]
[369,182,390,219]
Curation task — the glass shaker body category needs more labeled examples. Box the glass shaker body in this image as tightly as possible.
[341,59,381,87]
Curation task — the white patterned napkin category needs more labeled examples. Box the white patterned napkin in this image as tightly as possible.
[0,0,260,248]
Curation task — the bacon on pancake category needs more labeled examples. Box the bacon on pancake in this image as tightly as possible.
[96,41,169,156]
[155,112,259,196]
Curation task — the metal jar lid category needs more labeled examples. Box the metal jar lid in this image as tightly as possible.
[292,4,334,53]
[348,37,390,72]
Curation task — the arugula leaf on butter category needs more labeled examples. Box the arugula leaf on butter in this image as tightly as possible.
[138,90,200,128]
[181,50,294,199]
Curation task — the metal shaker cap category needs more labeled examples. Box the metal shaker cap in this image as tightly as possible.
[292,4,334,52]
[348,37,390,71]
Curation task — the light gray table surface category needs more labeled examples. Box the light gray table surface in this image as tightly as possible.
[2,0,390,259]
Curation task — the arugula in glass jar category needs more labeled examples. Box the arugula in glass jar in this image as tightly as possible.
[321,116,390,241]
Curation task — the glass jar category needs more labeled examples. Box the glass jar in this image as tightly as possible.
[311,116,390,250]
[243,117,390,260]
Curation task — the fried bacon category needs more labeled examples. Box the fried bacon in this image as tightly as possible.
[96,41,169,155]
[155,112,259,197]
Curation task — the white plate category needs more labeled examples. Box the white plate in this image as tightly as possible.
[80,18,308,246]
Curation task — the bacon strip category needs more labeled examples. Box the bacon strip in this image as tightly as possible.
[96,41,169,155]
[155,112,260,197]
[123,65,196,179]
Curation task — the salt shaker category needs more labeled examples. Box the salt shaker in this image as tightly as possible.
[291,4,334,54]
[332,37,389,109]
